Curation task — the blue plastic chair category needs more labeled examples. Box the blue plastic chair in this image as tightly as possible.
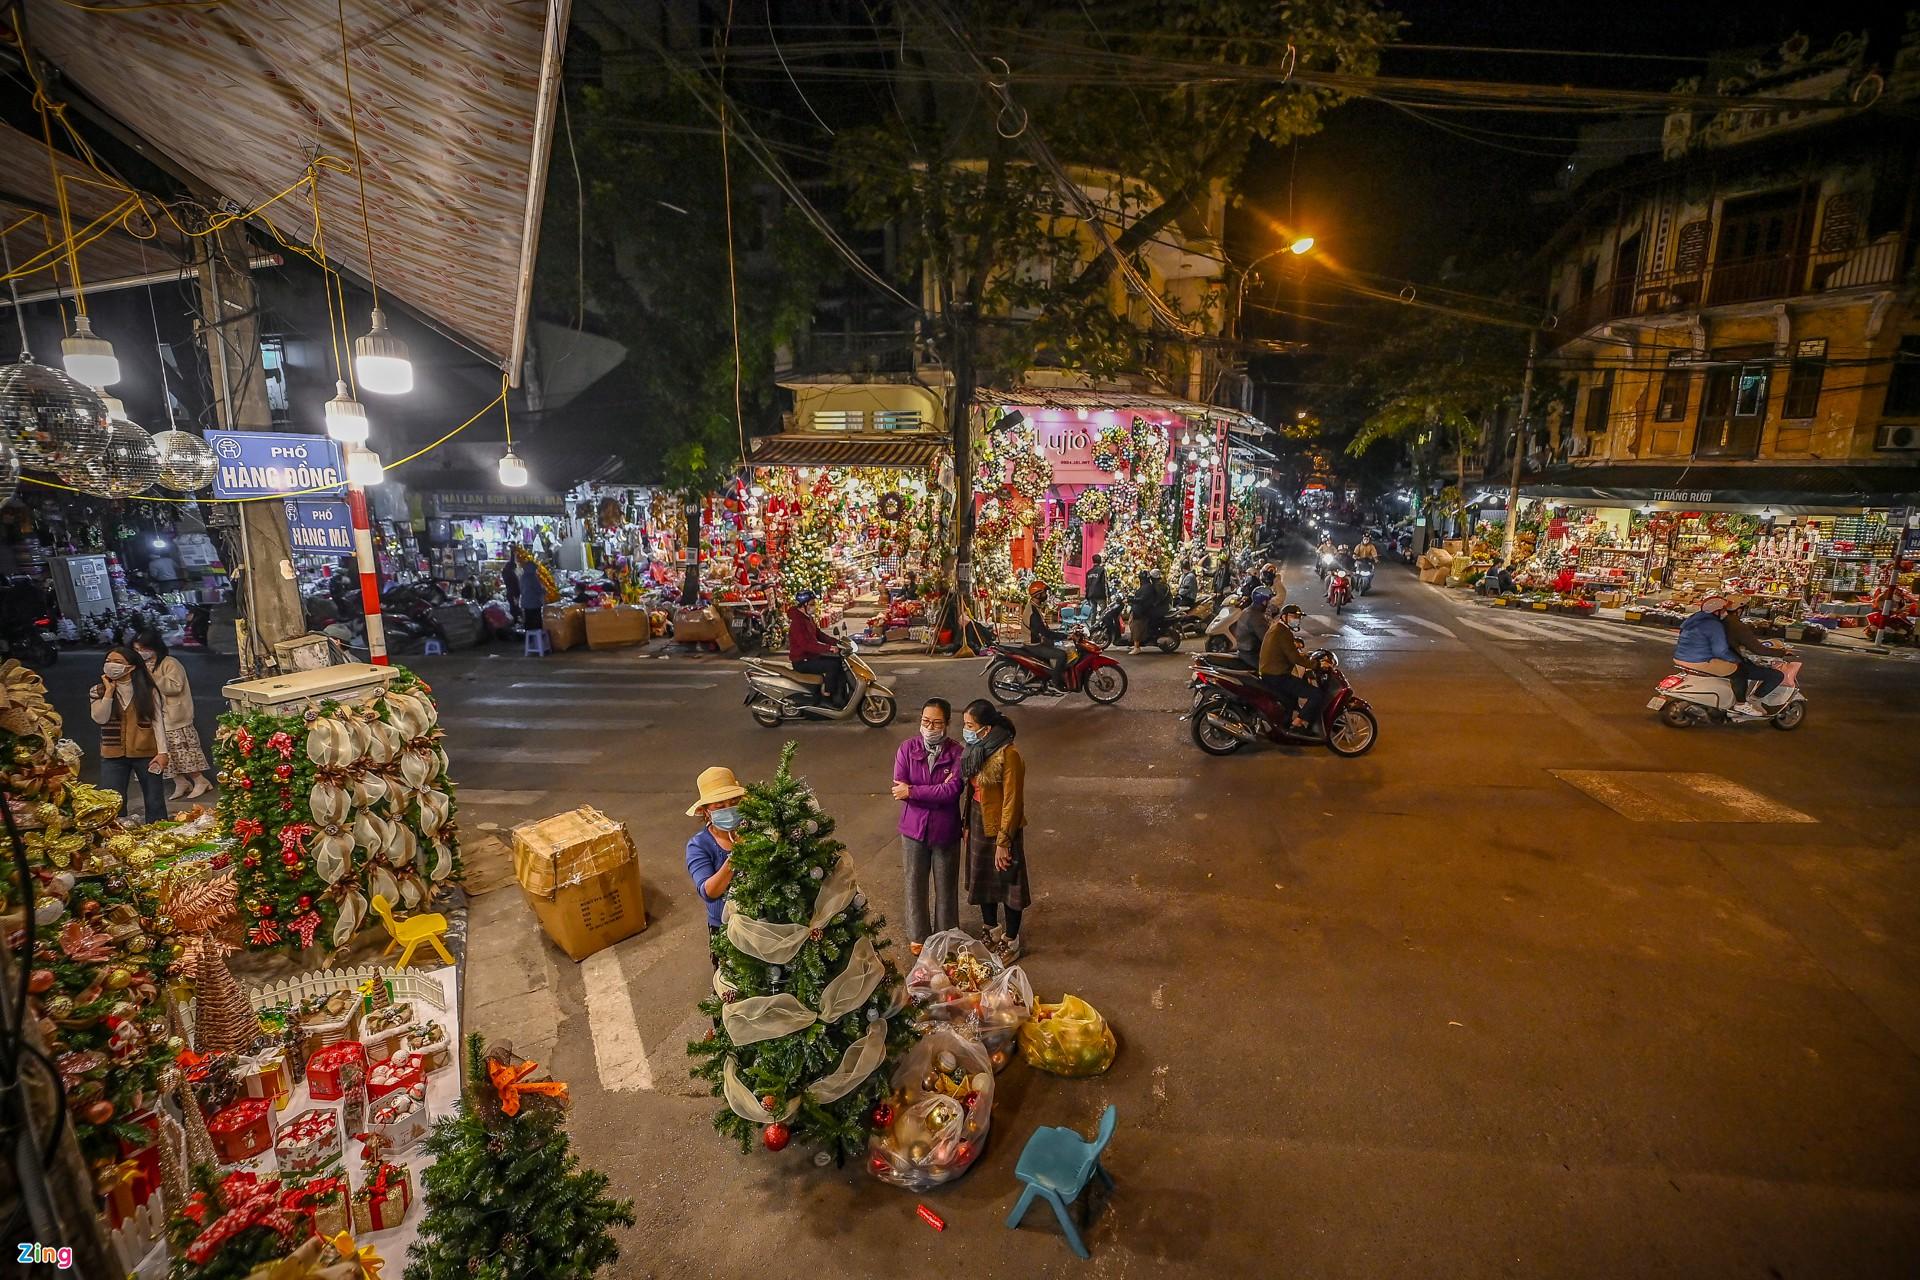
[1005,1105,1117,1259]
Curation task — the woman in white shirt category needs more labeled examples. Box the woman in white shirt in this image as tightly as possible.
[134,631,212,799]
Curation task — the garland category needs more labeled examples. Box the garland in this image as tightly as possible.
[214,670,460,953]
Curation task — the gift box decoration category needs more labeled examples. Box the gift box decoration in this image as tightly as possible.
[400,1020,452,1072]
[207,1097,273,1163]
[350,1161,413,1235]
[96,1158,151,1229]
[295,990,360,1058]
[116,1108,163,1198]
[281,1172,351,1240]
[237,1048,293,1110]
[367,1089,431,1152]
[306,1041,368,1101]
[366,1056,424,1102]
[274,1107,343,1176]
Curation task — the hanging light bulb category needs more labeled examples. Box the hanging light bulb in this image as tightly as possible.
[353,309,412,395]
[346,445,385,486]
[497,447,528,488]
[324,380,370,443]
[62,315,121,389]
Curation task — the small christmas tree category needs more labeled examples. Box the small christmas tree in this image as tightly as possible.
[688,743,915,1159]
[404,1034,633,1280]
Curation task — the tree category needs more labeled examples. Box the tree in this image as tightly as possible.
[156,869,252,1055]
[834,0,1394,593]
[405,1033,635,1280]
[688,742,916,1160]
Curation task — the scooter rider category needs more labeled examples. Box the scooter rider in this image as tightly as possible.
[1673,595,1747,709]
[1316,535,1336,578]
[1259,602,1323,732]
[1355,535,1379,566]
[1720,593,1787,714]
[1176,560,1199,609]
[1232,587,1273,667]
[1024,582,1070,689]
[786,590,845,707]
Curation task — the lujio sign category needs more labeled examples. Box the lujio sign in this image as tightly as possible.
[1037,424,1106,483]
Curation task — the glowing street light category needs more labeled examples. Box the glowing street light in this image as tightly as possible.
[1289,236,1316,255]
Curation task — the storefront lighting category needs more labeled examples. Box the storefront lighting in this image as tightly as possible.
[497,447,528,488]
[1075,408,1088,420]
[346,445,385,486]
[354,309,414,395]
[151,536,168,549]
[62,315,120,389]
[1758,507,1775,521]
[324,381,371,444]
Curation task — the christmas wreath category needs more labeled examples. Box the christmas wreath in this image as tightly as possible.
[1072,489,1112,523]
[877,492,906,522]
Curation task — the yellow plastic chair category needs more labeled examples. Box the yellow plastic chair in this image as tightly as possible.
[370,894,454,969]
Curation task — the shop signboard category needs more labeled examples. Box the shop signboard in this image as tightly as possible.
[207,430,346,499]
[425,490,567,517]
[1034,423,1107,485]
[283,499,355,555]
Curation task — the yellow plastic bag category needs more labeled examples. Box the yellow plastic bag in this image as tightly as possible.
[1018,995,1116,1077]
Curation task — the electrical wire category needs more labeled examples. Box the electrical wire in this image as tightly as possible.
[335,0,381,313]
[719,0,748,468]
[767,1,834,137]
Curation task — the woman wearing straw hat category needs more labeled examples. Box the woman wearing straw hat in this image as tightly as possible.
[685,766,748,963]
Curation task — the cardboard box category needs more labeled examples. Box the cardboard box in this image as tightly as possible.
[542,604,585,651]
[512,807,647,961]
[585,605,652,650]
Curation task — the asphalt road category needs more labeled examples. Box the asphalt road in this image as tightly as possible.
[34,553,1920,1278]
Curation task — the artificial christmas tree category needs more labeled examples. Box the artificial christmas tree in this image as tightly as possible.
[404,1035,633,1280]
[688,743,915,1159]
[156,869,256,1055]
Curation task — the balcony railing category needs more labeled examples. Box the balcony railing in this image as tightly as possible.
[1551,236,1908,342]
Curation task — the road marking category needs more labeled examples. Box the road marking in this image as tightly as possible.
[508,678,717,690]
[1397,614,1459,638]
[466,695,684,708]
[454,789,549,807]
[583,948,656,1092]
[1551,770,1817,823]
[458,745,605,764]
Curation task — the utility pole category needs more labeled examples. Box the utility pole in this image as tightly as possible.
[1501,329,1539,562]
[196,224,305,672]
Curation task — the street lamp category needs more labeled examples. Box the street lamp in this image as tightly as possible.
[1289,236,1315,255]
[1235,234,1316,337]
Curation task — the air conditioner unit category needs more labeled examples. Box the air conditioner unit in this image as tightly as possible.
[1876,423,1920,451]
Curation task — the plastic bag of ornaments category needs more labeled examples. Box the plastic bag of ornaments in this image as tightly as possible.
[866,1027,994,1191]
[903,929,1032,1069]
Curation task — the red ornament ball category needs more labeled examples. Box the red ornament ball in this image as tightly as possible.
[297,896,311,909]
[274,764,294,781]
[238,776,254,790]
[762,1122,790,1153]
[281,849,300,866]
[870,1102,893,1129]
[256,903,275,918]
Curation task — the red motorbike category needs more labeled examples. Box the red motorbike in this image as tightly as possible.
[984,630,1129,705]
[1184,650,1378,757]
[1325,568,1353,615]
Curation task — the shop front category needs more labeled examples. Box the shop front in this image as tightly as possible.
[418,486,571,595]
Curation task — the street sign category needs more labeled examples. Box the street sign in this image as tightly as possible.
[282,499,355,555]
[207,430,346,499]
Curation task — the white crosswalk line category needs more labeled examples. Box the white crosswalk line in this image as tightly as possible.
[1398,614,1459,638]
[583,948,655,1093]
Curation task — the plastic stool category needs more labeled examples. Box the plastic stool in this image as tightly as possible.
[421,638,444,656]
[524,628,551,657]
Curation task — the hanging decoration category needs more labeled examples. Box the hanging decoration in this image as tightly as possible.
[0,356,110,469]
[100,419,162,497]
[153,429,219,492]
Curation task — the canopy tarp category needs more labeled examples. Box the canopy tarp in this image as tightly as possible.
[748,434,947,469]
[1520,463,1920,513]
[22,0,570,374]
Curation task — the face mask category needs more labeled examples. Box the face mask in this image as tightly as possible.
[962,728,982,746]
[921,728,945,748]
[708,807,740,832]
[103,662,131,679]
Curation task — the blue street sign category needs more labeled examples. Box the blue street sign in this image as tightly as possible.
[207,430,346,499]
[283,499,355,555]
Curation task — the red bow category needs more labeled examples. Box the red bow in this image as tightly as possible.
[278,823,314,856]
[233,818,265,842]
[186,1172,297,1264]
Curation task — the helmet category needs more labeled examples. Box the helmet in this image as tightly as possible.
[1279,603,1305,619]
[794,590,817,606]
[1249,588,1274,608]
[1028,581,1049,597]
[1698,595,1728,614]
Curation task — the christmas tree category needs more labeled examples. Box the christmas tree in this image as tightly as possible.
[779,509,836,600]
[404,1034,634,1280]
[688,743,915,1159]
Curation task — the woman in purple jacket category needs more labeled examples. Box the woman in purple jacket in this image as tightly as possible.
[891,697,966,953]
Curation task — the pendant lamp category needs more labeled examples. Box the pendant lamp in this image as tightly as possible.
[324,380,370,443]
[62,314,121,388]
[353,309,412,395]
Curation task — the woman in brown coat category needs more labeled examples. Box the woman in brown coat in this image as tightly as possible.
[960,698,1029,962]
[89,645,171,822]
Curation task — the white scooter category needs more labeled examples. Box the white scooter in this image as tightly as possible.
[1203,595,1247,654]
[742,644,898,728]
[1647,654,1807,730]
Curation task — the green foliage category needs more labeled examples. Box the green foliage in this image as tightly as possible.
[165,1165,297,1280]
[687,743,916,1158]
[404,1033,636,1280]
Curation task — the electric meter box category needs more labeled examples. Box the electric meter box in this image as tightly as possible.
[223,662,397,713]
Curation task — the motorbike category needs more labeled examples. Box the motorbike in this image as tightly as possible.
[742,644,897,728]
[1316,551,1336,581]
[1173,593,1218,639]
[1325,568,1353,614]
[1648,654,1806,730]
[983,630,1129,705]
[1090,600,1183,653]
[1185,649,1378,757]
[1355,562,1375,595]
[1203,596,1246,654]
[0,612,59,666]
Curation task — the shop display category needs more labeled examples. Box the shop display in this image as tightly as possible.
[208,1098,274,1164]
[236,1047,293,1110]
[367,1087,432,1152]
[215,670,459,953]
[281,1172,351,1240]
[407,1035,634,1280]
[165,1167,304,1280]
[358,1001,415,1062]
[689,744,916,1158]
[1019,995,1118,1077]
[904,928,1031,1068]
[866,1026,995,1191]
[366,1056,423,1101]
[305,1042,367,1101]
[400,1020,452,1072]
[274,1108,344,1176]
[348,1159,413,1235]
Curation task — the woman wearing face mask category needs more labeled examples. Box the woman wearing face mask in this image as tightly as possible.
[685,766,748,965]
[89,645,170,822]
[959,699,1029,963]
[891,698,964,954]
[133,630,211,800]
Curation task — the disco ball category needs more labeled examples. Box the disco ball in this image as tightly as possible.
[0,356,110,469]
[152,429,218,492]
[53,451,113,497]
[0,435,18,505]
[100,418,162,497]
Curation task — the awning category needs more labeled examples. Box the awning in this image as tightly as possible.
[1520,464,1920,513]
[748,434,947,469]
[22,0,570,375]
[972,386,1268,435]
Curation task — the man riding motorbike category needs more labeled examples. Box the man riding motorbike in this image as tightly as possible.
[1673,595,1747,711]
[1231,587,1273,667]
[1719,593,1787,715]
[786,590,845,706]
[1258,602,1323,732]
[1128,570,1169,655]
[1176,560,1199,609]
[1355,535,1380,566]
[1023,582,1071,689]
